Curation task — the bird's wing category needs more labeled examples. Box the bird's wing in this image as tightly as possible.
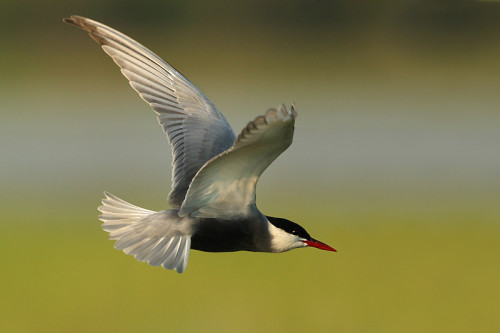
[179,104,297,219]
[64,16,236,208]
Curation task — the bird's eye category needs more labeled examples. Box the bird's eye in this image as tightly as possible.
[292,229,298,235]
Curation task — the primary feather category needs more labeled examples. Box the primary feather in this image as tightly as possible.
[64,15,236,208]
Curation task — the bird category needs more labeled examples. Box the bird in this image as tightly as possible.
[64,15,336,273]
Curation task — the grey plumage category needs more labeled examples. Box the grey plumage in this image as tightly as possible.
[65,16,305,273]
[64,15,236,208]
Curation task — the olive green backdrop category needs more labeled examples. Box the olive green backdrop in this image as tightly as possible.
[1,1,499,332]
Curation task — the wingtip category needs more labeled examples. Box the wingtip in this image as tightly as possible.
[63,15,99,34]
[262,104,297,124]
[278,103,297,120]
[278,104,287,117]
[62,15,82,27]
[291,103,298,117]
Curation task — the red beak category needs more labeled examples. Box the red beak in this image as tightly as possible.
[304,239,337,252]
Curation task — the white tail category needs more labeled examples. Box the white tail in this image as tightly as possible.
[98,192,191,273]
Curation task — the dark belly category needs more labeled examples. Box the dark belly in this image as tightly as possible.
[190,218,255,252]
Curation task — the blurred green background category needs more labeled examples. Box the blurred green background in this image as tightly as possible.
[1,1,499,332]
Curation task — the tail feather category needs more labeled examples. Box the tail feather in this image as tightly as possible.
[98,192,191,273]
[147,238,175,266]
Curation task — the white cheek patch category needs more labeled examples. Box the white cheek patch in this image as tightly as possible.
[268,223,305,253]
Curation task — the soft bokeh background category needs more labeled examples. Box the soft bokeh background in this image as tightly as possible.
[1,1,499,332]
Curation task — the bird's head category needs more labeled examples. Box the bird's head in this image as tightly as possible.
[266,216,336,253]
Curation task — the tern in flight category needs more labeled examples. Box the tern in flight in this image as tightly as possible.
[64,15,336,273]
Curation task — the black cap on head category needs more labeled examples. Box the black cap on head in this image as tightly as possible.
[266,216,311,240]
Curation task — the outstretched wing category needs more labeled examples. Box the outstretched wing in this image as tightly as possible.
[179,104,297,219]
[64,16,236,208]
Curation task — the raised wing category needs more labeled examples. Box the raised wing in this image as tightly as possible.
[64,16,236,208]
[179,104,297,219]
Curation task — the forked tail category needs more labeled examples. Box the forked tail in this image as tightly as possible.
[98,192,191,273]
